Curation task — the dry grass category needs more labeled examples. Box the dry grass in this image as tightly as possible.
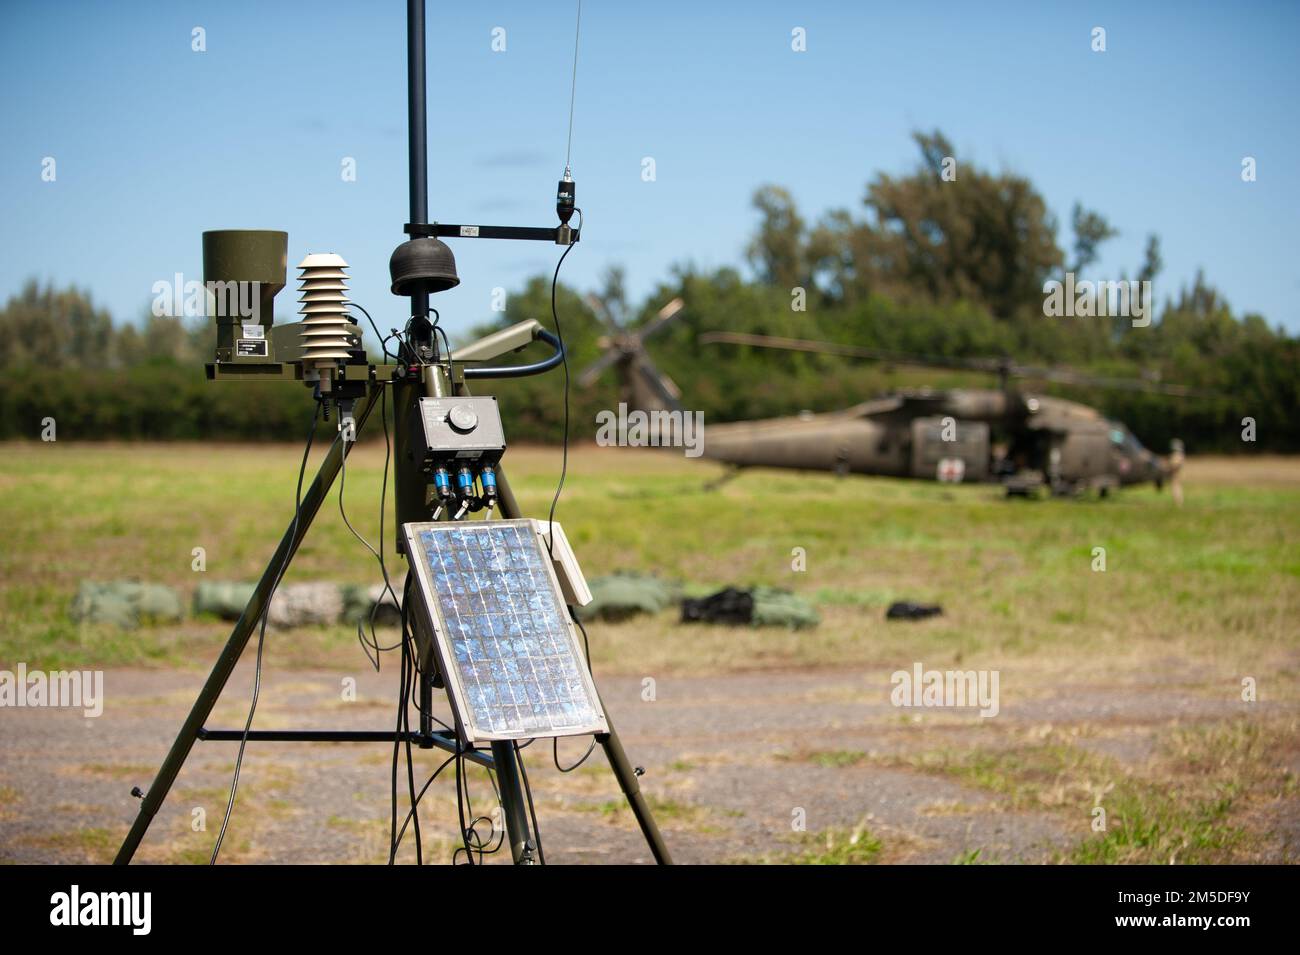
[1,443,1297,681]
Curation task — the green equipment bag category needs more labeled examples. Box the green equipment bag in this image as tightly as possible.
[69,581,185,629]
[575,572,681,622]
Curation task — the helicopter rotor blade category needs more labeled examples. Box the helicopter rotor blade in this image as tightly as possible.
[699,331,995,374]
[699,331,1215,398]
[634,356,683,409]
[576,346,623,388]
[585,292,622,334]
[655,366,683,401]
[635,297,686,344]
[1008,365,1216,398]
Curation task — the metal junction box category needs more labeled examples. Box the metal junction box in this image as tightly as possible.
[412,396,506,473]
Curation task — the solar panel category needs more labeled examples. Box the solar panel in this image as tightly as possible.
[402,519,608,745]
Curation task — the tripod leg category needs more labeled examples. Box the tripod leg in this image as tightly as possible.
[490,464,671,864]
[599,718,674,864]
[457,381,669,864]
[490,741,537,864]
[113,389,379,865]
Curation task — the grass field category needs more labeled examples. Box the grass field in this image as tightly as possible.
[3,441,1297,679]
[1,441,1297,864]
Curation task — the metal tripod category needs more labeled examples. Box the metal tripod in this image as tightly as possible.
[116,0,669,865]
[114,373,672,865]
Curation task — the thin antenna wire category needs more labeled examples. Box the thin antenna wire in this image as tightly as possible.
[563,0,582,176]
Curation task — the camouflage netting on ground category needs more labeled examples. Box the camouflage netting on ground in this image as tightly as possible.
[749,586,820,629]
[194,581,344,628]
[194,580,398,629]
[69,581,185,629]
[340,583,401,627]
[192,581,257,621]
[266,582,343,628]
[72,575,818,631]
[575,572,682,622]
[681,585,820,630]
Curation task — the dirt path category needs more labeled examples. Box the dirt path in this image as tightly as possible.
[1,661,1295,865]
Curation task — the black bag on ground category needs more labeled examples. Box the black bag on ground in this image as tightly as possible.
[885,601,943,621]
[681,587,755,625]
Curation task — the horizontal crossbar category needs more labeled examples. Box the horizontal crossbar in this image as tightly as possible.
[196,727,493,767]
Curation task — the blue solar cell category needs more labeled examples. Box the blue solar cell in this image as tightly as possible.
[406,520,606,742]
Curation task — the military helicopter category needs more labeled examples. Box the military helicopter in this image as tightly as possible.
[578,312,1186,496]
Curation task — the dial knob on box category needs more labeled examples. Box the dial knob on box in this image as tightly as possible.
[448,404,479,433]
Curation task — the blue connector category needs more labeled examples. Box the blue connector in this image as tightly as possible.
[433,467,453,502]
[479,465,498,509]
[456,466,476,498]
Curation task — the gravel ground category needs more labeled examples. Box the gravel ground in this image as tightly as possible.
[0,660,1293,865]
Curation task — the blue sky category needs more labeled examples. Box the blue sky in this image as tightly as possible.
[1,0,1297,345]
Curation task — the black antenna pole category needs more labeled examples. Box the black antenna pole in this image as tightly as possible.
[406,0,431,343]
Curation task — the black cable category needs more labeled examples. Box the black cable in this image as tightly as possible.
[402,611,422,863]
[397,567,449,732]
[516,741,546,864]
[475,767,507,860]
[391,751,458,854]
[339,385,402,665]
[387,579,408,864]
[387,325,409,364]
[389,574,411,862]
[343,382,403,665]
[449,762,505,865]
[553,735,596,774]
[554,608,597,772]
[454,754,474,864]
[397,319,423,368]
[466,810,505,861]
[398,307,447,371]
[210,402,322,864]
[572,605,593,669]
[545,241,577,556]
[373,383,397,647]
[429,309,457,386]
[448,763,508,865]
[349,302,392,364]
[388,697,400,861]
[458,761,482,865]
[453,753,509,865]
[388,572,450,863]
[432,319,452,363]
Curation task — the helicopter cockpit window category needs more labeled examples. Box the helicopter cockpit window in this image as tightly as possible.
[1110,425,1148,454]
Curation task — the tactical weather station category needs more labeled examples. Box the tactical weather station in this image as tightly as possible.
[115,0,672,865]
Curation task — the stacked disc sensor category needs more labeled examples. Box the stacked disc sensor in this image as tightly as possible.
[297,252,355,387]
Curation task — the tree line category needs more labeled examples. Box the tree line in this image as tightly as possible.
[1,130,1296,451]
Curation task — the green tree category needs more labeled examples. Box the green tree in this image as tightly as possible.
[1067,202,1118,275]
[746,185,810,291]
[0,280,115,370]
[803,130,1064,318]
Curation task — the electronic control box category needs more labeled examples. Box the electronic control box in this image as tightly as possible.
[412,396,506,474]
